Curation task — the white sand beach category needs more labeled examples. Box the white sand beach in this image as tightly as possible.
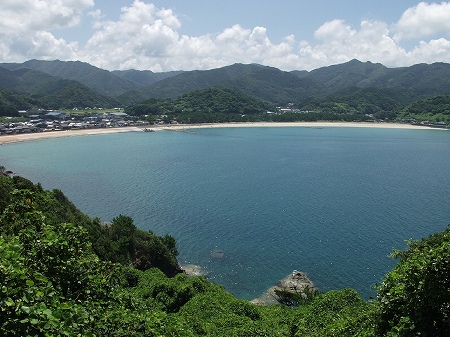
[0,122,442,145]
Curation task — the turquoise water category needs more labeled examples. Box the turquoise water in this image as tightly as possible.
[1,126,450,299]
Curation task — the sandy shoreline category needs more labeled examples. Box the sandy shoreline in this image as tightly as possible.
[0,122,443,145]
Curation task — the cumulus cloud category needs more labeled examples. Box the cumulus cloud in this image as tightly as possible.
[82,0,181,70]
[394,2,450,40]
[63,1,450,71]
[0,0,92,61]
[0,0,449,71]
[299,19,409,68]
[0,0,94,34]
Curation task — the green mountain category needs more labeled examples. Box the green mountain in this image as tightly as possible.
[300,59,450,99]
[379,62,450,98]
[138,63,322,104]
[299,59,389,92]
[0,59,141,96]
[3,59,450,117]
[126,87,275,122]
[0,66,121,110]
[112,69,184,86]
[40,82,122,110]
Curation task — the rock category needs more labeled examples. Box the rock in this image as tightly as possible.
[279,270,314,293]
[251,270,316,306]
[210,249,226,260]
[181,264,208,276]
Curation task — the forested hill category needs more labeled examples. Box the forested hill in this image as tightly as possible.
[0,66,121,111]
[0,59,140,97]
[2,59,450,121]
[125,87,276,123]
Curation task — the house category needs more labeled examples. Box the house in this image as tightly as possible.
[107,112,129,120]
[45,111,67,121]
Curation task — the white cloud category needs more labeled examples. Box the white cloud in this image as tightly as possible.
[314,19,356,41]
[88,9,104,20]
[31,31,78,60]
[298,20,409,69]
[394,2,450,40]
[0,1,449,72]
[0,0,92,62]
[408,38,450,63]
[0,0,94,35]
[82,0,181,70]
[77,1,450,71]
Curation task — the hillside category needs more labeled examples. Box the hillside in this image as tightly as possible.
[112,69,184,86]
[137,63,322,104]
[40,82,122,110]
[397,93,450,123]
[125,87,277,123]
[301,59,450,99]
[0,66,121,109]
[298,59,389,91]
[0,88,37,116]
[2,59,450,119]
[0,59,141,97]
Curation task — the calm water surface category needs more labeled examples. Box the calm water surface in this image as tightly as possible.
[1,126,450,299]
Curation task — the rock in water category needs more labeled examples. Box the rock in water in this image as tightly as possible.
[210,249,226,260]
[279,270,314,293]
[251,270,316,305]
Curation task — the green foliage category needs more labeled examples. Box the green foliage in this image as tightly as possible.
[295,87,409,119]
[376,226,450,336]
[0,192,116,335]
[0,186,184,336]
[289,288,377,337]
[274,285,319,307]
[398,94,450,123]
[0,174,181,277]
[0,88,35,116]
[125,87,275,119]
[96,215,181,276]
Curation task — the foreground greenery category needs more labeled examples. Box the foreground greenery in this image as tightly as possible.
[1,170,449,336]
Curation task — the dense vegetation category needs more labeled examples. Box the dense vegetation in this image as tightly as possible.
[125,87,276,123]
[397,94,450,123]
[0,88,33,116]
[1,168,449,336]
[125,87,392,124]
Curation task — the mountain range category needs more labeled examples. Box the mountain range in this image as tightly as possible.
[1,59,450,112]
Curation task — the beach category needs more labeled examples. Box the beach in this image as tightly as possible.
[0,122,441,145]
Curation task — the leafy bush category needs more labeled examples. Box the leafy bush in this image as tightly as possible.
[289,288,376,337]
[376,226,450,336]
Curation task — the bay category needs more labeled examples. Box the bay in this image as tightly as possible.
[1,126,450,300]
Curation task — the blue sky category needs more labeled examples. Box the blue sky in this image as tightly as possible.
[1,1,449,71]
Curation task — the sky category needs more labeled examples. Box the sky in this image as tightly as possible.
[0,1,449,72]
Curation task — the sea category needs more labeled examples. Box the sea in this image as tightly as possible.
[1,126,450,300]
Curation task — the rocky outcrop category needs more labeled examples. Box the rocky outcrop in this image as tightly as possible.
[181,264,208,276]
[251,270,316,305]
